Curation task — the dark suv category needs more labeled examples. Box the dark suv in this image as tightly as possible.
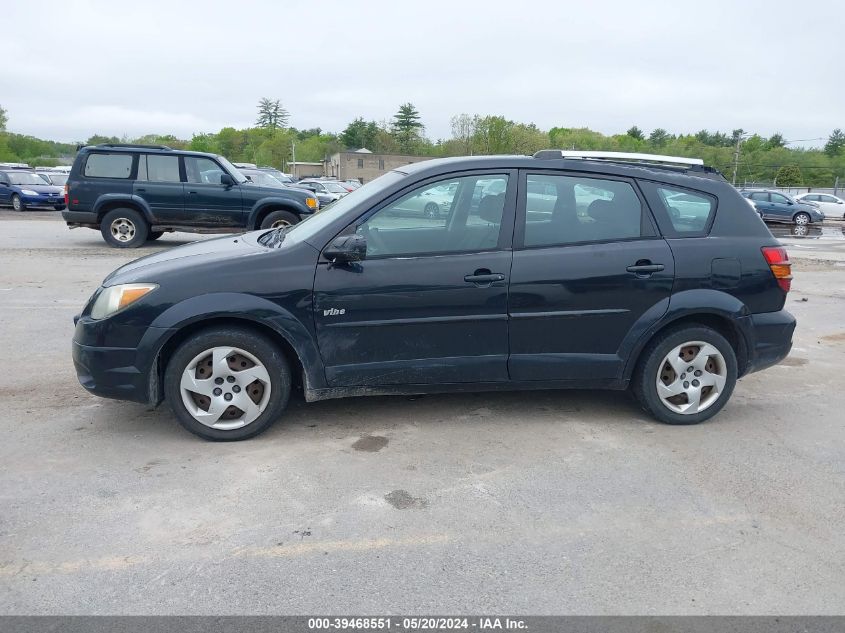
[71,151,796,441]
[62,144,319,248]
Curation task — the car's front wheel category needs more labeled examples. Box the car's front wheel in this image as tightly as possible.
[794,212,811,226]
[633,325,737,425]
[12,194,25,212]
[100,208,149,248]
[163,326,291,441]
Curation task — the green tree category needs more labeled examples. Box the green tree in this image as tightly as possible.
[766,133,786,150]
[256,98,289,130]
[648,128,669,147]
[775,164,802,186]
[0,104,7,130]
[824,129,845,157]
[392,103,424,153]
[340,118,378,150]
[626,125,644,141]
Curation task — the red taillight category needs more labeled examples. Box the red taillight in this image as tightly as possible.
[761,246,792,293]
[63,184,69,206]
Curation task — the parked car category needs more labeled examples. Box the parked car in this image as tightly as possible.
[794,192,845,219]
[342,179,362,190]
[0,170,65,211]
[62,144,320,247]
[296,179,350,203]
[256,167,294,184]
[38,171,69,187]
[388,180,457,217]
[740,189,823,225]
[71,150,795,441]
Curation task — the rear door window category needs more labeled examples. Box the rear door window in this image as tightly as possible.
[83,153,133,178]
[521,173,650,247]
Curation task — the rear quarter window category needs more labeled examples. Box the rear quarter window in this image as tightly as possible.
[646,183,716,235]
[83,153,133,179]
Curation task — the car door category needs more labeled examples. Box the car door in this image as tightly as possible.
[749,191,771,219]
[0,172,11,203]
[769,192,794,221]
[133,154,184,224]
[508,171,675,382]
[183,156,245,226]
[313,171,516,387]
[818,194,843,216]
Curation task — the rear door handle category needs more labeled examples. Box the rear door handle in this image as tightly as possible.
[464,273,505,284]
[626,263,665,274]
[188,190,198,194]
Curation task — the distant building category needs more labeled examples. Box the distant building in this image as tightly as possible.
[327,148,431,183]
[288,161,325,179]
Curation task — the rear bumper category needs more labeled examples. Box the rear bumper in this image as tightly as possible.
[743,309,796,375]
[62,210,98,225]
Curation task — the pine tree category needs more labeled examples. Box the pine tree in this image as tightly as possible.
[256,98,289,130]
[392,103,424,153]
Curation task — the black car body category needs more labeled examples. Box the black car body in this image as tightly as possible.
[62,144,319,247]
[740,189,824,225]
[72,151,796,440]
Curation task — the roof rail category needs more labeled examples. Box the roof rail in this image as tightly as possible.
[533,150,704,167]
[96,143,173,150]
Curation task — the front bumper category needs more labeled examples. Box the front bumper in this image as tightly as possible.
[22,193,64,207]
[72,316,174,405]
[743,309,796,375]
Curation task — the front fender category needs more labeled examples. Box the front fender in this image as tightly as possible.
[620,289,752,381]
[142,292,326,392]
[247,197,312,228]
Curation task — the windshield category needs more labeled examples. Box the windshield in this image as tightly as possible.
[217,156,248,184]
[281,171,405,247]
[47,173,68,185]
[8,172,49,185]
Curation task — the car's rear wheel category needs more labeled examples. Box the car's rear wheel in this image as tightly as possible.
[260,210,300,229]
[163,326,291,441]
[794,212,811,226]
[424,202,439,218]
[633,325,737,425]
[100,208,148,248]
[12,195,25,212]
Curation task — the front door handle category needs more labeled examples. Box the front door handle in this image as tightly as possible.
[188,190,198,194]
[626,262,665,275]
[464,270,505,285]
[136,187,146,192]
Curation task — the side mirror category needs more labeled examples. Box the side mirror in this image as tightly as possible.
[220,173,235,186]
[324,234,367,264]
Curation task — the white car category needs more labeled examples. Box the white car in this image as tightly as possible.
[794,193,844,219]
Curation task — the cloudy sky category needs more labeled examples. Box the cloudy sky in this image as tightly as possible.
[2,0,842,146]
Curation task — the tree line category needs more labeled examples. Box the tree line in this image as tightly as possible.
[1,101,844,187]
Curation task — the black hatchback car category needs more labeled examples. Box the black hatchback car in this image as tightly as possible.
[72,151,796,440]
[62,144,319,248]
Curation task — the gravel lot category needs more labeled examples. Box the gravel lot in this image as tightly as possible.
[1,211,844,614]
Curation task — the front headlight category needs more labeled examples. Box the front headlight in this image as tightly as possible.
[21,189,38,195]
[90,283,158,319]
[305,196,319,209]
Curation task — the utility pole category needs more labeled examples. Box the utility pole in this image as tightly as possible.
[731,135,742,186]
[291,142,296,178]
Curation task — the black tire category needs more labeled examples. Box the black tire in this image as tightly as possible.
[793,212,811,226]
[260,210,300,230]
[147,231,165,241]
[632,325,737,425]
[54,205,66,211]
[163,326,291,441]
[11,194,25,212]
[100,208,148,248]
[424,202,439,218]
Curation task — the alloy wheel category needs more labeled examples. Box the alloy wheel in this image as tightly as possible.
[110,217,137,242]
